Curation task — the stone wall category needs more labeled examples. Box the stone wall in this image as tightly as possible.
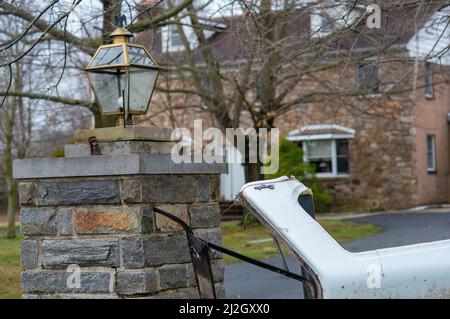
[14,130,226,299]
[272,60,425,212]
[279,93,419,212]
[18,175,224,299]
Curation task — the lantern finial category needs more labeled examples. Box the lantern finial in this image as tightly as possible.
[110,27,133,44]
[110,15,132,44]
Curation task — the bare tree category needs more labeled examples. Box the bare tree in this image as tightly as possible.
[0,0,195,122]
[0,0,197,238]
[146,0,450,181]
[0,1,449,235]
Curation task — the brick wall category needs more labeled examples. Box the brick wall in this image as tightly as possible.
[412,63,450,206]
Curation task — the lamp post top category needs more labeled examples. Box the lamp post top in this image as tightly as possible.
[110,27,133,44]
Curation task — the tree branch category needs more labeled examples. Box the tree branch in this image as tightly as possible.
[0,1,96,54]
[0,90,93,107]
[128,0,193,33]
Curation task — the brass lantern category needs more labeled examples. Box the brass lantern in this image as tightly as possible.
[85,27,160,126]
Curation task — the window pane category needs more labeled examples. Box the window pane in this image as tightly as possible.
[170,25,183,47]
[336,140,349,156]
[88,71,125,113]
[425,62,433,98]
[358,62,379,93]
[427,135,435,171]
[310,158,332,173]
[307,140,332,173]
[201,77,213,92]
[127,46,156,67]
[253,81,261,101]
[124,67,158,113]
[319,13,335,32]
[336,140,349,174]
[307,140,332,158]
[337,158,349,173]
[90,46,124,67]
[427,152,433,168]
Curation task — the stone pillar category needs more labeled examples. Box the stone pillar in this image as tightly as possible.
[13,127,226,299]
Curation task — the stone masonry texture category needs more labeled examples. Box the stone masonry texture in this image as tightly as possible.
[36,180,121,206]
[116,270,159,295]
[22,270,112,294]
[20,207,57,236]
[17,165,224,298]
[42,239,120,268]
[20,240,39,270]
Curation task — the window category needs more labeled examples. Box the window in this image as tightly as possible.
[304,139,350,177]
[253,81,261,102]
[161,24,184,53]
[427,135,436,172]
[201,77,213,92]
[287,125,354,178]
[318,13,335,33]
[310,12,336,37]
[425,62,434,99]
[170,27,183,47]
[336,139,350,173]
[358,61,379,93]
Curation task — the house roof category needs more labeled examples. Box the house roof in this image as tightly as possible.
[136,1,445,66]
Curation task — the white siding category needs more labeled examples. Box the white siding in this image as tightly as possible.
[407,7,450,65]
[220,145,246,202]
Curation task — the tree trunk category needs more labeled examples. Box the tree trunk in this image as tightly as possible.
[242,132,263,182]
[3,101,16,238]
[5,163,17,239]
[244,162,262,182]
[102,0,123,43]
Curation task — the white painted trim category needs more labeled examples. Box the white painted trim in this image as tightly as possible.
[315,173,350,179]
[331,139,337,176]
[287,133,354,141]
[287,124,355,142]
[304,124,355,134]
[288,124,355,136]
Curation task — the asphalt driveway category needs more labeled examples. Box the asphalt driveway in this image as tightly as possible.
[224,210,450,298]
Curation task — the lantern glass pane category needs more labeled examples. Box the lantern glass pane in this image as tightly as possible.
[127,46,156,67]
[89,71,126,113]
[124,67,158,113]
[89,45,124,67]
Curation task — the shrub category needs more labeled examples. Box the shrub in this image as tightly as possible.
[50,148,64,158]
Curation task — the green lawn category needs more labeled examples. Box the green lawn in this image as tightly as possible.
[0,229,22,299]
[222,219,380,263]
[0,218,379,299]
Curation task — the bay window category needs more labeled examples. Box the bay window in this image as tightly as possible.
[287,124,354,178]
